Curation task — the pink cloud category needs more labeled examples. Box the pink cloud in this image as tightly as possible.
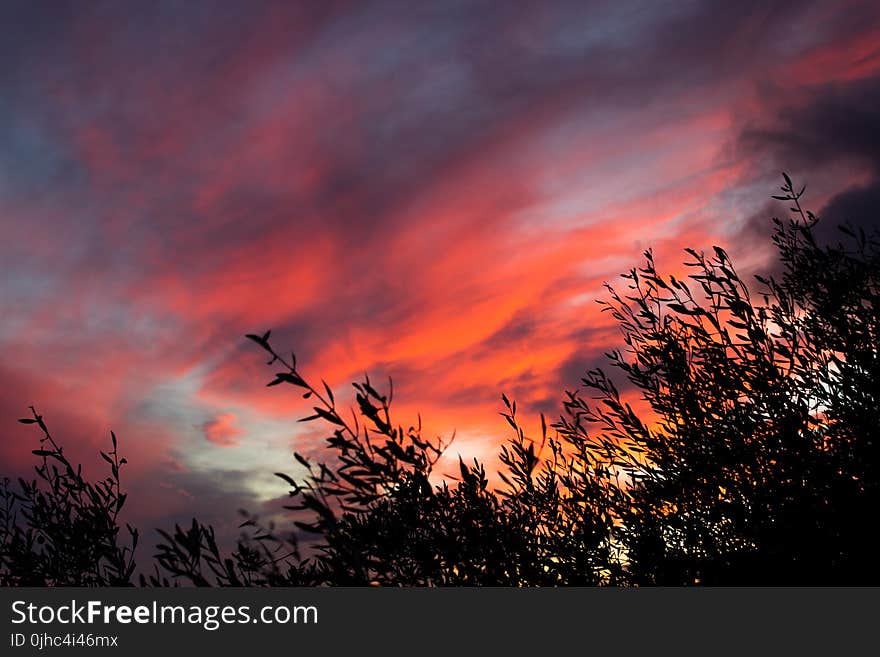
[201,413,242,448]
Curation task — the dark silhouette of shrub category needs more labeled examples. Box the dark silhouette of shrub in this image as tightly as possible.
[557,175,878,584]
[0,407,137,586]
[2,175,877,586]
[152,346,617,585]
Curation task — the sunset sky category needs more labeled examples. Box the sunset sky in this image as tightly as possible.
[2,0,880,539]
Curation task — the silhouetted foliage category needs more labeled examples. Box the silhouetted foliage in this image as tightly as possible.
[154,337,615,585]
[2,175,877,585]
[0,407,137,586]
[560,175,878,584]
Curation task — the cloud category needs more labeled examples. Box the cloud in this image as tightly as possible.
[738,72,880,239]
[2,0,879,532]
[200,412,243,447]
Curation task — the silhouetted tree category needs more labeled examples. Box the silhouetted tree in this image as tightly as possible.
[154,341,616,585]
[555,175,879,584]
[0,407,137,586]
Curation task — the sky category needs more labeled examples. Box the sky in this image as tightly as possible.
[2,0,880,541]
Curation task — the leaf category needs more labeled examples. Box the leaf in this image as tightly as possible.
[275,472,298,487]
[18,418,37,424]
[313,407,344,426]
[276,372,306,387]
[501,413,517,431]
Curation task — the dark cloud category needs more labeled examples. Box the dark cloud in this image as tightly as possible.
[821,182,880,230]
[741,76,880,170]
[739,74,880,239]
